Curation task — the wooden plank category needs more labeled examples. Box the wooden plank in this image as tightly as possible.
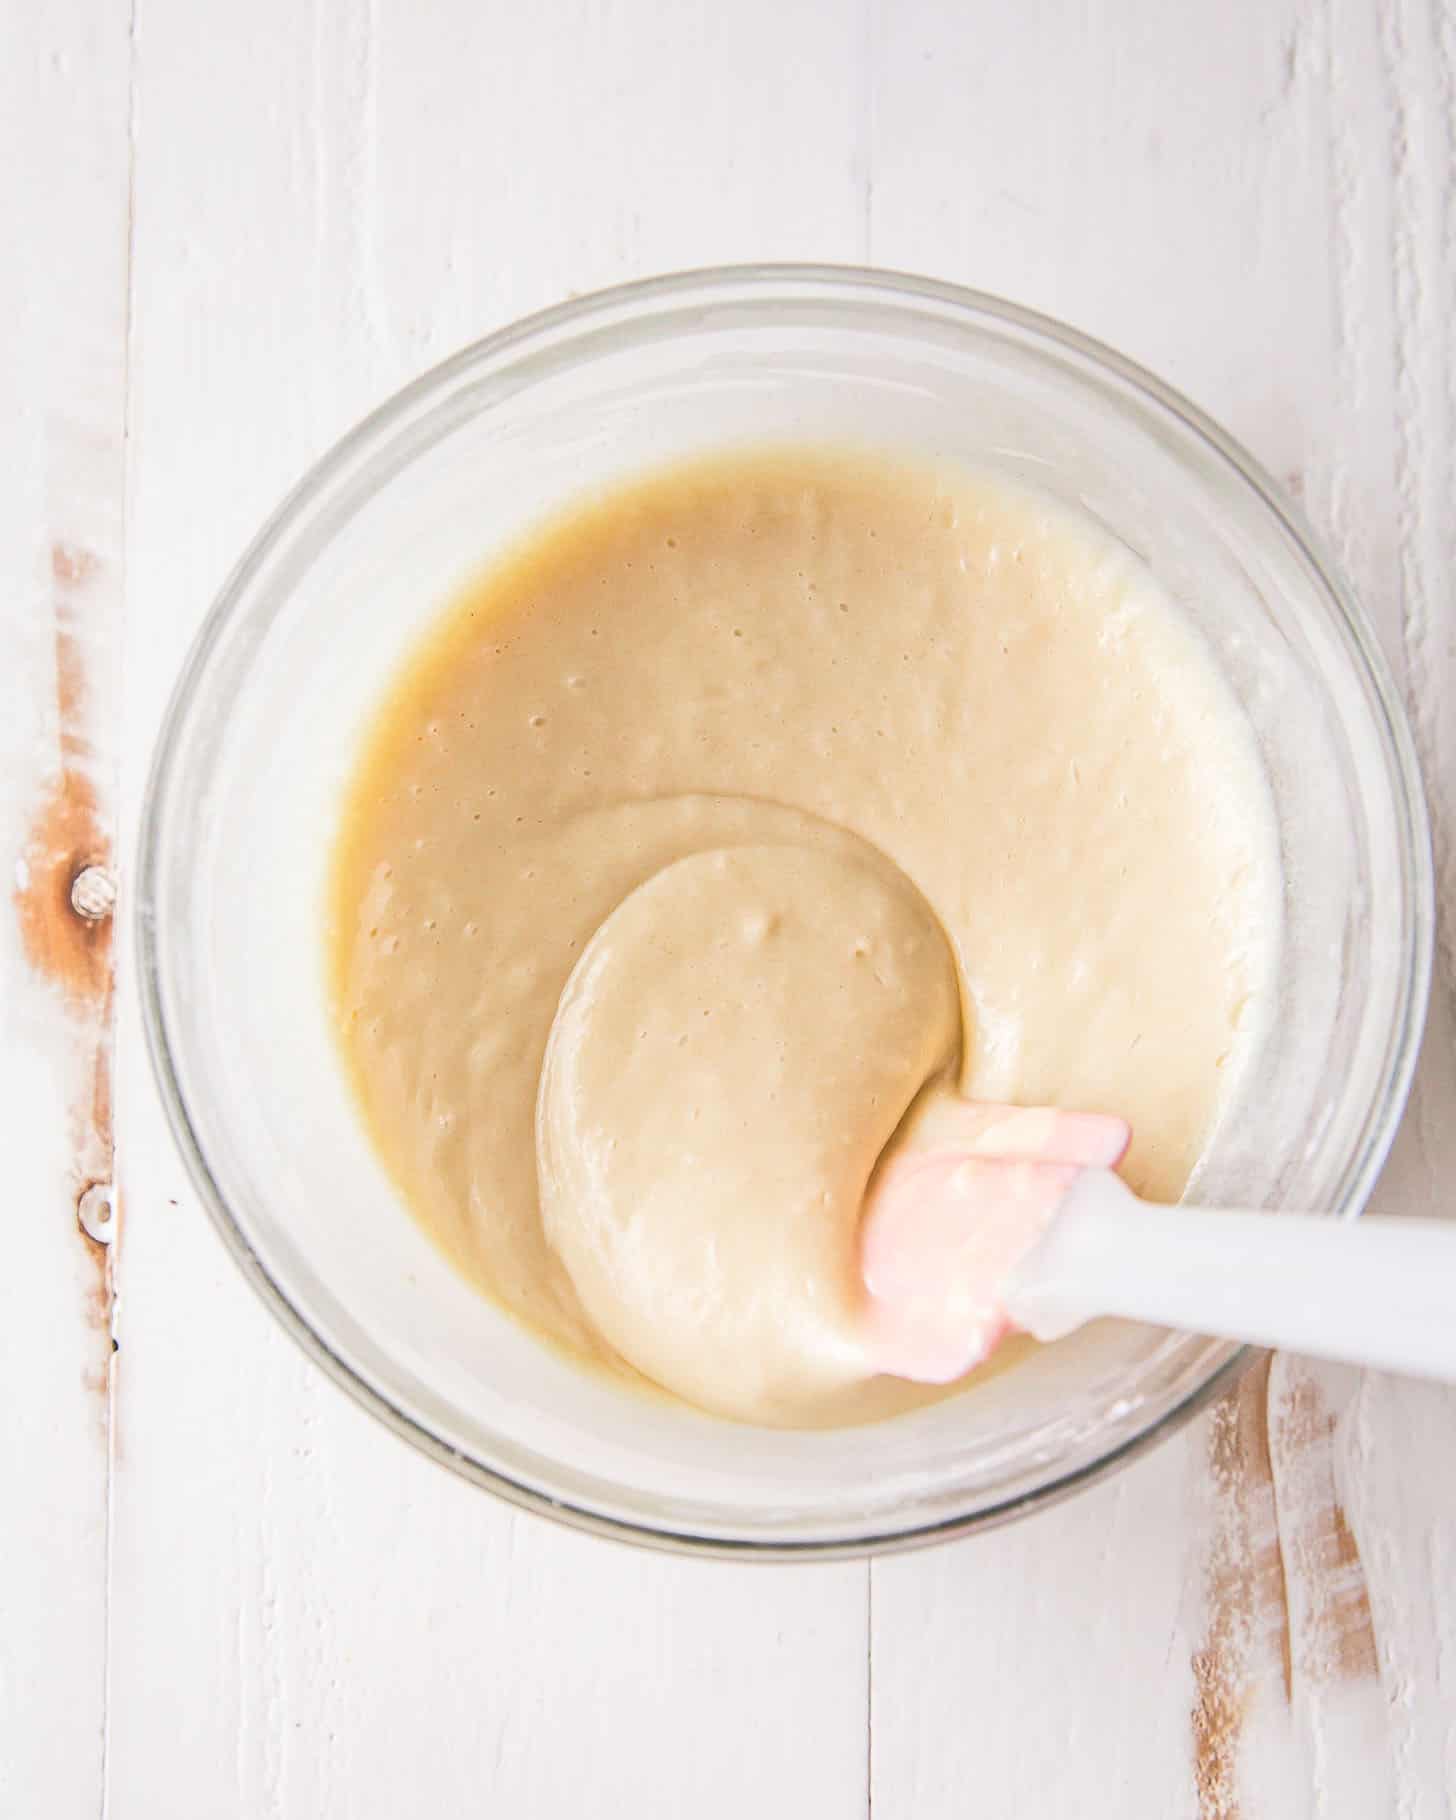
[0,1,131,1812]
[108,0,870,1813]
[866,1,1456,1815]
[1312,1,1456,1811]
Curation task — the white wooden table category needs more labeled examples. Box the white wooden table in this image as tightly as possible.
[5,2,1454,1813]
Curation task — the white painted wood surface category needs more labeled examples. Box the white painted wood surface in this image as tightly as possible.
[1,1,128,1812]
[3,0,1453,1813]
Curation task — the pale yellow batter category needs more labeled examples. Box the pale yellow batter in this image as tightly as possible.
[330,447,1275,1427]
[539,843,965,1424]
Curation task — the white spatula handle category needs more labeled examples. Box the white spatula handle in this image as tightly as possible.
[1006,1169,1456,1383]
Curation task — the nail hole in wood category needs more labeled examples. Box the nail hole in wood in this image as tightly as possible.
[78,1181,115,1245]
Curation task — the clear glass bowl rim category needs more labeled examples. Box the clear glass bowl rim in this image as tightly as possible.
[136,263,1435,1559]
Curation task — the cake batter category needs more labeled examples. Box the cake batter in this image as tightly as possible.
[330,448,1275,1425]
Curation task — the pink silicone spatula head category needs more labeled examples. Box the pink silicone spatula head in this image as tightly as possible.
[860,1103,1456,1388]
[860,1104,1130,1382]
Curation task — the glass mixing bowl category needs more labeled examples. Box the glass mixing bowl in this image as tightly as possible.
[137,266,1432,1557]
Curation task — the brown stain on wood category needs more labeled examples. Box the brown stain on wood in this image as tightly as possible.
[1273,1373,1380,1685]
[1191,1360,1382,1817]
[12,540,117,1348]
[1191,1355,1292,1820]
[16,544,112,1003]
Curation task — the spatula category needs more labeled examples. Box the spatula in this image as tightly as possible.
[860,1104,1456,1385]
